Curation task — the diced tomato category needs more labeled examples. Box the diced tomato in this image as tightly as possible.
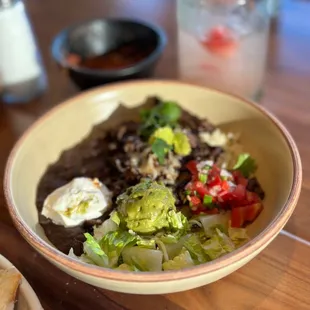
[232,170,248,186]
[231,203,263,228]
[232,184,246,201]
[185,161,263,226]
[186,160,198,176]
[221,180,230,191]
[231,207,246,228]
[208,165,221,180]
[245,203,263,222]
[191,181,209,197]
[218,190,234,202]
[190,196,201,206]
[246,191,260,204]
[208,175,222,188]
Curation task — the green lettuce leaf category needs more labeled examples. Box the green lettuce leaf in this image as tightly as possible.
[161,235,189,260]
[184,234,208,264]
[228,224,249,247]
[110,211,121,225]
[83,231,137,268]
[68,248,95,265]
[158,234,178,244]
[137,237,156,249]
[93,218,118,241]
[99,231,138,268]
[163,249,195,271]
[83,233,109,267]
[202,228,235,261]
[199,213,230,237]
[122,247,163,272]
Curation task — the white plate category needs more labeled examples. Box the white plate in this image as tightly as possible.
[0,254,43,310]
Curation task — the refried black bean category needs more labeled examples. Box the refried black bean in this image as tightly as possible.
[247,177,265,200]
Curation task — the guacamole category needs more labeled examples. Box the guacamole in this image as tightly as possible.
[116,181,183,234]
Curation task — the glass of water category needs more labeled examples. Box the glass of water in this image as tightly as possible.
[177,0,270,100]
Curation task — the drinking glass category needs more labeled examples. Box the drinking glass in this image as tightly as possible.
[177,0,270,100]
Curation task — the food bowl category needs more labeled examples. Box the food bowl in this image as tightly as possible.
[4,80,302,294]
[51,18,167,89]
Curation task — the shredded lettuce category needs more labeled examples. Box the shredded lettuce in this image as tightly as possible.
[164,235,189,260]
[158,234,178,244]
[184,234,208,264]
[83,231,137,268]
[99,231,138,268]
[122,247,163,272]
[93,219,118,240]
[111,211,121,225]
[83,233,109,267]
[228,223,249,246]
[136,237,156,249]
[202,228,235,260]
[199,213,230,237]
[163,249,195,271]
[156,239,169,262]
[68,248,95,265]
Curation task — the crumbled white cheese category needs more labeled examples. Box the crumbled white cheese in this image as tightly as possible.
[199,129,228,147]
[197,160,214,173]
[220,169,233,180]
[41,177,112,228]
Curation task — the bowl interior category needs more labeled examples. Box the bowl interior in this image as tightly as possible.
[6,81,295,271]
[53,19,160,66]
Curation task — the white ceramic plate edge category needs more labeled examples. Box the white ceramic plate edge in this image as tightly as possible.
[0,254,43,310]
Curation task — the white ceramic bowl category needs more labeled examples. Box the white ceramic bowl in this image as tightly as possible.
[0,254,42,309]
[4,80,302,294]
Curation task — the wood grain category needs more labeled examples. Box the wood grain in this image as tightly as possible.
[0,0,310,309]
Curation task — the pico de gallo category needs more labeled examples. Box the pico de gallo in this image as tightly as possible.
[184,154,264,228]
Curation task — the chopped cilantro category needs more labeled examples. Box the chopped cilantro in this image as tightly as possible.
[151,138,173,165]
[233,153,257,178]
[139,101,181,139]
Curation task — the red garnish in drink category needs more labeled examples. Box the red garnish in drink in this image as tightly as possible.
[201,26,238,58]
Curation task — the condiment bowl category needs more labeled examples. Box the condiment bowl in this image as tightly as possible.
[51,18,167,89]
[4,80,302,294]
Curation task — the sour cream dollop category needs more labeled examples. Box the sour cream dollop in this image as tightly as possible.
[41,177,112,227]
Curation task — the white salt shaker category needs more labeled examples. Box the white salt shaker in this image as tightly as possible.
[0,0,47,104]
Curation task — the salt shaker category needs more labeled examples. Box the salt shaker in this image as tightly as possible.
[0,0,47,104]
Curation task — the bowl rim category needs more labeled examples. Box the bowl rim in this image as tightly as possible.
[4,80,302,283]
[0,254,43,309]
[51,17,167,77]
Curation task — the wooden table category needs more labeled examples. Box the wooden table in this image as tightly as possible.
[1,0,310,309]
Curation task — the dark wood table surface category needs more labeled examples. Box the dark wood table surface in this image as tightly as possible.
[1,0,310,309]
